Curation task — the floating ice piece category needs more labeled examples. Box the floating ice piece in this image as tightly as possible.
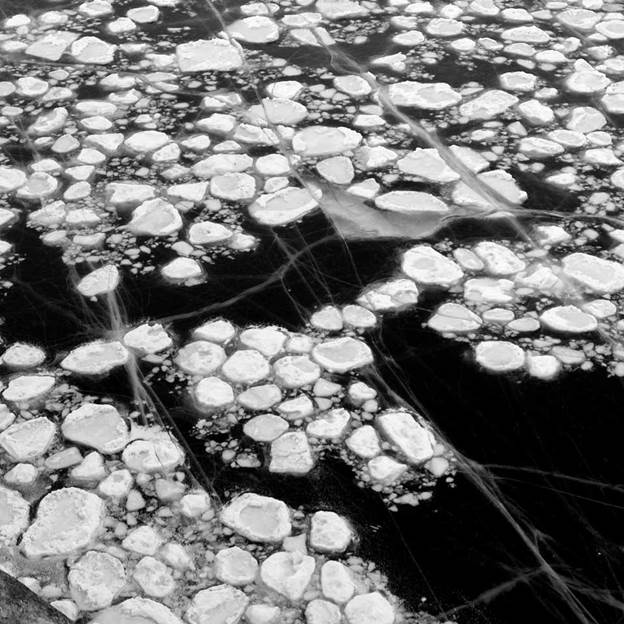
[375,191,449,214]
[220,493,291,542]
[122,437,184,473]
[526,354,561,380]
[0,417,55,461]
[273,355,321,388]
[0,167,26,193]
[176,39,244,72]
[270,431,314,474]
[561,252,624,294]
[310,511,352,553]
[475,340,525,373]
[222,349,270,384]
[71,36,117,64]
[540,305,598,334]
[193,319,236,344]
[124,323,172,354]
[107,182,155,209]
[62,403,129,454]
[210,172,256,201]
[316,156,354,184]
[127,199,183,237]
[16,173,58,201]
[260,551,315,601]
[21,487,105,558]
[227,16,279,43]
[474,241,526,276]
[193,377,234,411]
[312,337,373,373]
[161,258,203,282]
[357,279,419,311]
[566,61,610,94]
[244,414,289,442]
[519,137,565,159]
[249,186,319,225]
[2,375,55,403]
[94,598,183,624]
[175,341,226,376]
[68,551,126,610]
[123,525,163,555]
[26,31,79,61]
[0,485,29,545]
[125,130,170,153]
[377,411,435,464]
[292,126,362,157]
[401,245,463,287]
[397,148,460,182]
[28,107,68,136]
[452,170,527,207]
[345,592,395,624]
[346,425,381,458]
[307,408,350,439]
[61,341,129,375]
[428,303,482,334]
[388,81,461,109]
[238,384,282,410]
[501,25,549,43]
[127,5,160,22]
[133,556,175,598]
[368,455,407,483]
[321,561,356,604]
[334,75,372,97]
[77,265,119,297]
[459,90,519,120]
[566,107,606,133]
[2,344,45,370]
[240,327,286,358]
[215,547,258,585]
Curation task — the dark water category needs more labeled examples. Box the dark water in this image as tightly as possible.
[6,210,623,624]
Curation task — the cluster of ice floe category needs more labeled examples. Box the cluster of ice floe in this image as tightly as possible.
[0,307,454,624]
[122,316,451,502]
[0,390,424,624]
[354,230,624,377]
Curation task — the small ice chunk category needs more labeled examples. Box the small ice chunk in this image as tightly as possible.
[21,488,105,558]
[220,493,291,542]
[475,340,525,372]
[428,302,482,334]
[68,551,126,610]
[312,337,373,373]
[176,39,244,72]
[321,561,355,604]
[561,252,624,293]
[377,411,435,464]
[61,341,129,375]
[270,431,314,474]
[260,551,315,601]
[2,375,55,403]
[388,81,461,109]
[401,245,463,287]
[62,403,129,454]
[77,265,119,297]
[345,592,395,624]
[175,341,226,376]
[214,546,258,585]
[310,511,352,553]
[346,425,381,458]
[122,437,184,473]
[539,305,598,333]
[222,349,270,384]
[0,485,29,545]
[244,414,289,442]
[193,377,234,411]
